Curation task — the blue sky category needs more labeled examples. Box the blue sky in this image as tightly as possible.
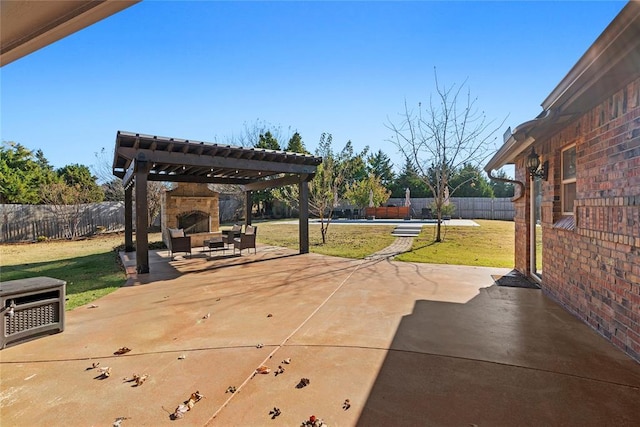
[1,0,627,176]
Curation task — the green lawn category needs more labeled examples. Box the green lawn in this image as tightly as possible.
[0,233,162,310]
[254,220,397,259]
[1,220,515,310]
[395,220,514,267]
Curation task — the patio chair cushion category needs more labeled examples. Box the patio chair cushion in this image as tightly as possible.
[222,224,242,245]
[169,228,185,238]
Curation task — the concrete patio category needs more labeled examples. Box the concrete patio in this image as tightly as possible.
[1,245,640,426]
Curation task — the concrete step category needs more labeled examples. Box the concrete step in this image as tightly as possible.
[391,224,422,237]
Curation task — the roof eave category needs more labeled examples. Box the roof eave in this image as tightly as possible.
[1,0,140,67]
[486,1,640,172]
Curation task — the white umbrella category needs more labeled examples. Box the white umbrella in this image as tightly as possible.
[369,189,374,208]
[405,187,411,207]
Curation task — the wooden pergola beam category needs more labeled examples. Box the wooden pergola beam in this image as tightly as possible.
[241,174,310,192]
[117,147,317,175]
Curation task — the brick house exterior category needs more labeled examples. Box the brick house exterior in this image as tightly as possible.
[485,1,640,362]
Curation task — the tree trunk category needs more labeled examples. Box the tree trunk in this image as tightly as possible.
[435,211,442,242]
[320,218,327,244]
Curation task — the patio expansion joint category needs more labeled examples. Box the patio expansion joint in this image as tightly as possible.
[203,257,366,426]
[267,342,640,390]
[383,347,640,391]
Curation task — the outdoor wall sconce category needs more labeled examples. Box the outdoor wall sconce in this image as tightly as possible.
[526,147,548,180]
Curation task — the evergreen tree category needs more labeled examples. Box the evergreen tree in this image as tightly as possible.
[366,149,395,187]
[490,169,515,197]
[256,131,280,150]
[389,158,431,198]
[253,131,280,216]
[56,164,105,203]
[449,163,493,197]
[286,132,308,154]
[0,142,58,203]
[338,140,368,193]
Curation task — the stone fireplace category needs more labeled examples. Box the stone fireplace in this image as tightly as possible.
[161,182,221,248]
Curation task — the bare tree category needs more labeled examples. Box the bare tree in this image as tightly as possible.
[93,147,124,201]
[387,70,504,241]
[39,182,91,239]
[219,119,293,148]
[93,147,168,227]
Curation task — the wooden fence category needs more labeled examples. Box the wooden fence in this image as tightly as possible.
[1,197,515,242]
[1,202,125,243]
[378,197,515,220]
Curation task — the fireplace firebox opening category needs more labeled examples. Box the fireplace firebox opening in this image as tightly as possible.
[177,210,210,234]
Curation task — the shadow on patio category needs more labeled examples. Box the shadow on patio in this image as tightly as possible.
[357,285,640,426]
[1,249,639,426]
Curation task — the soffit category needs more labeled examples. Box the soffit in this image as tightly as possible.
[0,0,140,66]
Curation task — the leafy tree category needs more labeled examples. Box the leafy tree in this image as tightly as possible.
[274,134,366,237]
[0,142,58,203]
[252,132,281,217]
[490,169,515,198]
[57,164,104,202]
[35,149,53,171]
[344,174,391,210]
[256,131,281,150]
[366,150,395,187]
[271,132,309,217]
[286,132,308,154]
[388,70,504,241]
[339,140,369,187]
[307,133,345,243]
[389,158,431,198]
[449,163,493,197]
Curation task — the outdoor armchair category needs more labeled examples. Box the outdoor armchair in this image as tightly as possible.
[233,225,257,255]
[222,224,242,248]
[165,227,192,258]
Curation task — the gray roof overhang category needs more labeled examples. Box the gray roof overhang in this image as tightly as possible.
[1,0,140,66]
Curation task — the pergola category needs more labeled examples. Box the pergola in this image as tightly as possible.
[112,131,322,273]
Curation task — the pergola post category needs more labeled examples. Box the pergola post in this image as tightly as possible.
[245,190,253,227]
[124,185,134,252]
[134,159,150,274]
[299,180,309,254]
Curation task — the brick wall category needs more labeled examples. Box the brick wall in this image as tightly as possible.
[514,77,640,362]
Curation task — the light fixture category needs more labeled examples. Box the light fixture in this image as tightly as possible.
[526,147,548,180]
